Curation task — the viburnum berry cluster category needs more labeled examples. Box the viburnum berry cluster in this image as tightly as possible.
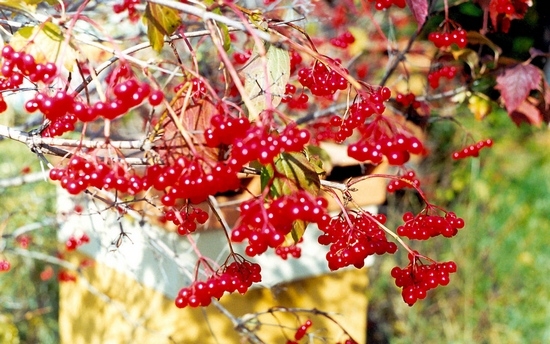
[428,66,458,88]
[397,210,465,240]
[386,170,420,193]
[175,258,261,308]
[65,233,90,251]
[428,28,468,49]
[452,139,493,160]
[369,0,406,11]
[163,207,209,235]
[298,60,348,97]
[318,211,398,270]
[281,83,309,110]
[231,191,328,257]
[275,239,303,260]
[391,253,457,306]
[330,31,356,49]
[113,0,141,22]
[395,92,421,109]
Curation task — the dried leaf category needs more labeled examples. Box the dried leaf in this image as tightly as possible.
[242,43,290,120]
[144,3,182,53]
[495,64,541,113]
[405,0,428,29]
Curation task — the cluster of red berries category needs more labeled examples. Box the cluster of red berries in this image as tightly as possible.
[333,88,391,142]
[391,255,457,306]
[395,92,421,109]
[452,138,493,160]
[428,29,468,49]
[65,233,90,251]
[113,0,141,22]
[175,259,261,308]
[58,270,77,282]
[204,114,250,147]
[330,31,356,49]
[281,83,309,110]
[152,158,241,206]
[397,210,465,240]
[387,170,420,193]
[231,191,328,257]
[0,45,58,112]
[298,60,348,97]
[307,116,340,144]
[233,50,251,65]
[288,319,313,343]
[49,156,145,195]
[370,0,406,11]
[0,259,10,272]
[491,0,529,16]
[318,211,398,271]
[229,124,311,166]
[347,133,424,165]
[275,239,302,260]
[428,66,458,88]
[164,207,209,235]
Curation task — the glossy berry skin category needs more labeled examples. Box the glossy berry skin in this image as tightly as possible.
[428,28,468,49]
[397,210,465,240]
[387,170,421,193]
[392,256,457,306]
[318,211,397,270]
[452,139,493,160]
[427,66,458,88]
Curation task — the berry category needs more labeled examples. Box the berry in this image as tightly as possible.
[452,138,493,160]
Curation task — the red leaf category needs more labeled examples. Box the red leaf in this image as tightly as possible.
[495,64,541,113]
[405,0,428,29]
[510,99,542,127]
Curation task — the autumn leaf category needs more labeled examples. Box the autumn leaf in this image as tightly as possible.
[242,42,290,120]
[405,0,428,29]
[144,3,182,53]
[495,64,541,113]
[510,99,542,127]
[10,22,77,71]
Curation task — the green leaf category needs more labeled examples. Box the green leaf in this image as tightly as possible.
[242,42,290,120]
[271,151,321,197]
[144,3,182,53]
[0,0,36,13]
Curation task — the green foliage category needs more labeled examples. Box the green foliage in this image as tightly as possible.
[370,112,550,343]
[0,141,59,343]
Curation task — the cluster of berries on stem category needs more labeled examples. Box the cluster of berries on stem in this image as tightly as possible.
[452,139,493,160]
[369,0,406,11]
[318,211,397,270]
[428,66,458,88]
[395,92,421,109]
[231,191,328,257]
[397,209,465,240]
[330,31,356,49]
[392,253,457,306]
[428,28,468,49]
[287,319,313,343]
[298,59,348,97]
[175,257,261,308]
[65,233,90,251]
[163,206,209,235]
[386,170,420,193]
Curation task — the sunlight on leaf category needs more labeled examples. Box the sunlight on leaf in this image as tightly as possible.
[242,43,290,120]
[144,3,182,53]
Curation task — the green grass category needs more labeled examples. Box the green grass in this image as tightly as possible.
[369,112,550,343]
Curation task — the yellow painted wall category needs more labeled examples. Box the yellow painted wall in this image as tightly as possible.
[60,251,368,344]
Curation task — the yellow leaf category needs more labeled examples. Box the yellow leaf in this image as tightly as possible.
[144,3,182,53]
[10,22,77,71]
[0,0,36,13]
[242,43,290,120]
